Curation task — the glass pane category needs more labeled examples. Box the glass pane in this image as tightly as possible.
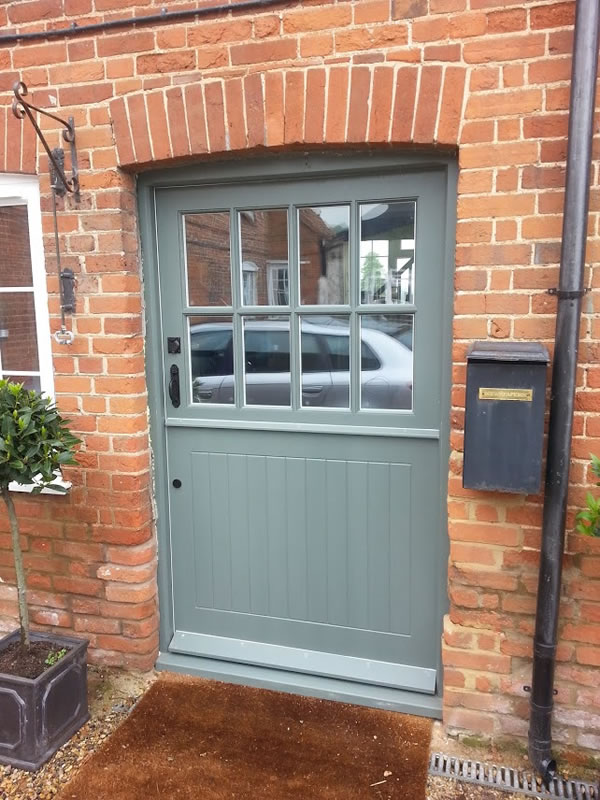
[185,212,231,306]
[0,206,33,288]
[239,209,289,306]
[189,316,234,404]
[243,316,290,406]
[2,375,41,392]
[0,292,39,372]
[299,205,349,305]
[360,201,416,305]
[360,315,413,410]
[301,315,350,409]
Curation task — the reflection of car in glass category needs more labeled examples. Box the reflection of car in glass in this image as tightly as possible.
[190,320,413,409]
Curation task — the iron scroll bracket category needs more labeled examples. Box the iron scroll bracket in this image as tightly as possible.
[12,81,80,199]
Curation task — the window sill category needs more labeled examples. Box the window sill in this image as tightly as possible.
[9,475,71,495]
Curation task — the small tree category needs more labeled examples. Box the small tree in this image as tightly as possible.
[361,252,385,303]
[0,381,80,649]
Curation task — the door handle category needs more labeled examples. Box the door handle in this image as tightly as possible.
[169,364,180,408]
[302,386,324,394]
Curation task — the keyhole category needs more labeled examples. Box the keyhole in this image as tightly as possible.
[172,479,182,489]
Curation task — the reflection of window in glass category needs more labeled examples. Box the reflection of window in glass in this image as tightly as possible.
[240,209,289,306]
[360,202,416,305]
[189,316,234,404]
[0,176,53,398]
[243,316,291,407]
[299,205,349,305]
[359,315,413,411]
[242,261,258,305]
[267,262,289,305]
[185,212,232,306]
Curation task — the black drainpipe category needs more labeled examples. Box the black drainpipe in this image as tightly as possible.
[528,0,600,782]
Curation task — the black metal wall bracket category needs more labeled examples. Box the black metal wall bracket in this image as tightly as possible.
[546,287,591,300]
[12,81,80,199]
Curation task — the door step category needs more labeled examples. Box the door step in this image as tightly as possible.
[429,753,599,799]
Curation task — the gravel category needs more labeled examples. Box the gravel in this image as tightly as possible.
[0,667,155,800]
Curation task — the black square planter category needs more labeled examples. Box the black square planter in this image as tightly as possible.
[0,630,89,771]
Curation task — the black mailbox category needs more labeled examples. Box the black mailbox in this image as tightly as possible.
[463,341,549,494]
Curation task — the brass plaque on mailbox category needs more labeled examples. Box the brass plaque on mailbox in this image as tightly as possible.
[479,387,533,402]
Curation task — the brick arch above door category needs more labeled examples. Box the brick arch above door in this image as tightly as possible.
[109,64,466,169]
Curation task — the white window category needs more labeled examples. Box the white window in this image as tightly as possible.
[0,176,65,494]
[242,260,258,305]
[267,261,289,305]
[0,175,53,397]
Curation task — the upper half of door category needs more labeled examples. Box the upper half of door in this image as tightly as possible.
[154,163,450,434]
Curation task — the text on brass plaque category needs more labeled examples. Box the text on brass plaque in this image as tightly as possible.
[479,387,533,402]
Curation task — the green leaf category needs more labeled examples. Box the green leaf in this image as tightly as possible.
[0,380,79,491]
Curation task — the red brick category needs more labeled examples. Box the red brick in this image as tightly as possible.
[224,78,246,151]
[464,33,546,63]
[466,89,543,119]
[104,580,157,604]
[283,6,352,33]
[96,631,158,654]
[183,84,208,156]
[146,91,171,162]
[530,2,575,29]
[244,73,265,149]
[305,69,326,144]
[284,71,305,145]
[204,82,227,153]
[325,67,350,144]
[97,562,155,584]
[127,94,152,164]
[391,66,418,143]
[437,66,466,144]
[347,67,371,143]
[392,0,428,18]
[166,87,190,159]
[74,616,121,634]
[231,39,297,66]
[8,0,61,24]
[137,52,195,74]
[413,65,443,143]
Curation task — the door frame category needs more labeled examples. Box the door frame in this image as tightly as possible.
[137,151,457,717]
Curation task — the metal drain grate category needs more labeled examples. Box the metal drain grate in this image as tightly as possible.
[429,753,599,800]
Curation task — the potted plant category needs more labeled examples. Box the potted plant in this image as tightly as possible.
[0,380,89,771]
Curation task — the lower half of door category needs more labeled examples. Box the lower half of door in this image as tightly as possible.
[166,426,441,695]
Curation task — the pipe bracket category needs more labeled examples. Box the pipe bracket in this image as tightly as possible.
[547,287,590,299]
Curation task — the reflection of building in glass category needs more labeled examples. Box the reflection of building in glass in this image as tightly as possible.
[299,206,349,305]
[185,212,232,306]
[360,202,416,305]
[185,207,350,308]
[0,206,40,382]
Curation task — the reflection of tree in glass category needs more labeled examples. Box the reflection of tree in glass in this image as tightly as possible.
[361,252,385,302]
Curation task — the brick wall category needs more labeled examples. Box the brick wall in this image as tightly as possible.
[1,0,599,757]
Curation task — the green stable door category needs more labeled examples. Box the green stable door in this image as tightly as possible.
[148,156,453,714]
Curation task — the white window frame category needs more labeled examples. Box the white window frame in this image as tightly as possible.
[267,260,289,305]
[0,174,54,396]
[0,175,67,494]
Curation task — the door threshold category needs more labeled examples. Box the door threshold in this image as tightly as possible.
[156,650,442,718]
